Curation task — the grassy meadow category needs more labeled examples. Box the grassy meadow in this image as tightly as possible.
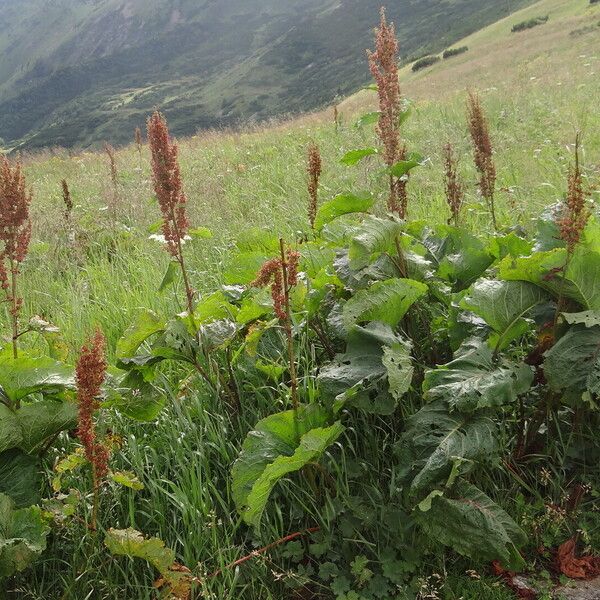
[7,0,600,598]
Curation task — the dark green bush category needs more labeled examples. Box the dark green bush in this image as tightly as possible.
[511,15,549,32]
[412,55,441,72]
[443,46,469,59]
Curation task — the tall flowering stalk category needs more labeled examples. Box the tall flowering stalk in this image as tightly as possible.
[104,143,119,222]
[554,135,590,323]
[147,111,195,316]
[0,156,32,360]
[467,91,497,229]
[135,126,143,169]
[443,143,464,226]
[253,241,301,425]
[76,329,109,531]
[307,143,322,230]
[367,8,405,216]
[558,135,589,254]
[61,179,73,223]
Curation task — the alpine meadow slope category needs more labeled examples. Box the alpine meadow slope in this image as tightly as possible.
[3,0,600,599]
[0,0,536,150]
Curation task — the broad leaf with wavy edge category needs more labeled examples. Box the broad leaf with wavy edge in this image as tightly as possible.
[499,246,600,310]
[318,322,414,414]
[314,193,374,231]
[424,339,533,412]
[416,480,527,570]
[461,279,549,350]
[348,216,404,270]
[342,278,427,329]
[232,405,343,528]
[395,401,497,498]
[0,493,49,578]
[544,324,600,404]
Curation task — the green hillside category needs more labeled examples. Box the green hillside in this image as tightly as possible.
[0,0,535,150]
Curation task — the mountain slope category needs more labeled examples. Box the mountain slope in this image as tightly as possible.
[0,0,535,150]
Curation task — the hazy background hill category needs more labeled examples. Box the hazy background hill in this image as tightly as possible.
[0,0,534,150]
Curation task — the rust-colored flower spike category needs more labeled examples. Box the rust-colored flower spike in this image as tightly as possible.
[558,135,589,253]
[467,90,497,229]
[104,143,118,189]
[76,329,109,530]
[0,156,32,359]
[252,248,300,321]
[61,179,73,222]
[307,143,322,229]
[147,111,195,315]
[367,7,404,215]
[147,111,190,258]
[443,143,464,226]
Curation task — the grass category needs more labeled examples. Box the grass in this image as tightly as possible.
[7,0,600,597]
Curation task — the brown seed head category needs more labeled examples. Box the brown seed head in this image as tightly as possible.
[467,91,496,201]
[104,143,118,188]
[0,157,32,307]
[147,111,190,259]
[307,143,322,229]
[558,136,589,252]
[443,143,464,225]
[76,329,109,479]
[61,179,73,221]
[252,249,300,321]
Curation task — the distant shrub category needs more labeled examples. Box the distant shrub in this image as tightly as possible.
[511,15,549,33]
[443,46,469,59]
[570,21,600,36]
[412,55,440,72]
[591,0,599,5]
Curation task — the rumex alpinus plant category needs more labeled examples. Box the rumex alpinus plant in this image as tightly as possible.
[104,142,119,221]
[76,328,109,532]
[135,126,143,169]
[252,241,301,417]
[443,143,464,226]
[307,143,322,229]
[367,8,405,216]
[557,135,589,254]
[61,178,73,223]
[147,111,195,317]
[0,156,32,359]
[467,90,498,229]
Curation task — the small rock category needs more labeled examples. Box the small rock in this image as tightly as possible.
[554,577,600,600]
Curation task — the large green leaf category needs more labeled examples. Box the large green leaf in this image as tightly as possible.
[388,152,424,178]
[318,322,413,414]
[342,278,427,329]
[461,279,549,350]
[223,251,269,285]
[0,493,49,578]
[416,480,527,570]
[314,193,374,231]
[108,371,167,422]
[340,147,378,166]
[348,216,404,270]
[499,246,600,310]
[17,400,78,454]
[232,405,343,527]
[424,339,533,412]
[116,310,165,361]
[105,528,175,575]
[0,355,74,404]
[543,324,600,404]
[418,225,494,289]
[396,401,497,498]
[0,405,21,454]
[0,450,41,508]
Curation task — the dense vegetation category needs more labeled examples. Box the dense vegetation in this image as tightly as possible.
[0,0,537,151]
[512,16,550,32]
[443,47,469,60]
[1,1,600,599]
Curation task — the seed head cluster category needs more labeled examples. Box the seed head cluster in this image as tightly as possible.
[307,143,322,229]
[443,143,464,225]
[61,179,73,222]
[558,139,589,252]
[0,157,32,318]
[252,249,300,321]
[76,329,109,480]
[367,9,406,216]
[467,91,496,216]
[147,111,190,259]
